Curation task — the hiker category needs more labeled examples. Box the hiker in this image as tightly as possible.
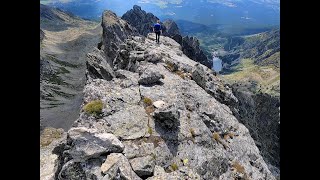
[153,20,162,43]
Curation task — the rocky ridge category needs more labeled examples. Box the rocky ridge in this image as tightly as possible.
[121,5,212,68]
[40,9,277,180]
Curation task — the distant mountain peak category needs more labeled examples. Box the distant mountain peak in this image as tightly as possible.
[133,4,142,10]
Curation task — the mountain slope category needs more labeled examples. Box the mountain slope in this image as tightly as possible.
[221,29,280,96]
[219,29,280,172]
[40,4,102,131]
[40,9,276,180]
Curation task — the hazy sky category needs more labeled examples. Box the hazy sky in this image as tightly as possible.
[40,0,279,9]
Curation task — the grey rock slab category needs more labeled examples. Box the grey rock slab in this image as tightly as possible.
[67,127,124,162]
[101,153,141,180]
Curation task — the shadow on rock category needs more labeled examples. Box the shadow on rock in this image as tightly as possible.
[153,105,180,156]
[140,81,164,87]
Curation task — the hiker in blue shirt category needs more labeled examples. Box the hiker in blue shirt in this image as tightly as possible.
[153,20,162,44]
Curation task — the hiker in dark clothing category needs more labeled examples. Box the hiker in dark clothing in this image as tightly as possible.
[153,20,162,43]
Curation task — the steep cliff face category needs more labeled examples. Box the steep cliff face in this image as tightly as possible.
[220,29,280,176]
[41,10,276,180]
[232,89,280,170]
[182,36,212,68]
[121,5,212,69]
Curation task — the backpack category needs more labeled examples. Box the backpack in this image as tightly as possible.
[154,23,161,32]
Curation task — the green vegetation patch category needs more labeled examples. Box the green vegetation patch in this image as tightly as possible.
[143,97,153,106]
[83,100,103,116]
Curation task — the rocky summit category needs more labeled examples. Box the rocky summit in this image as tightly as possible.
[40,8,277,180]
[122,5,212,69]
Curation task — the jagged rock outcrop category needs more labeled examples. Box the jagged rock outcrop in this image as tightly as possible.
[182,36,212,68]
[43,10,277,180]
[162,20,180,37]
[100,10,139,67]
[122,5,211,68]
[86,48,116,81]
[121,5,159,37]
[162,19,183,44]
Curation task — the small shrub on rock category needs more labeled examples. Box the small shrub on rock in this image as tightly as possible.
[83,100,103,116]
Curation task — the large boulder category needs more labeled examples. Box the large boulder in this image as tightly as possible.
[123,141,155,159]
[153,104,180,129]
[58,160,86,180]
[130,155,155,177]
[58,159,104,180]
[101,105,149,140]
[138,67,164,85]
[66,127,124,162]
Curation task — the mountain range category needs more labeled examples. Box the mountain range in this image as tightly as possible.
[41,0,279,27]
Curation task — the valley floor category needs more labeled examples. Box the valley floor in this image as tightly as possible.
[221,58,280,97]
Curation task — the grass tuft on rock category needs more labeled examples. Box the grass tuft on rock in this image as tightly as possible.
[143,97,153,106]
[83,100,103,116]
[170,163,179,171]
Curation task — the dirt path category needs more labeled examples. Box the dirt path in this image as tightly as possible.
[40,22,102,131]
